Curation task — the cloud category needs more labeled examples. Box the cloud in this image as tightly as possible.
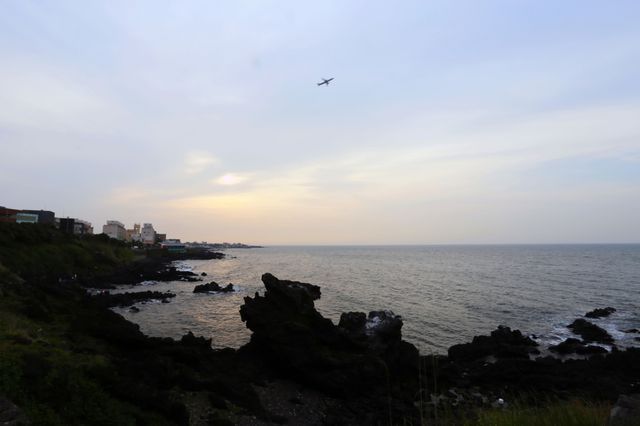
[213,173,249,186]
[184,151,218,175]
[0,57,122,134]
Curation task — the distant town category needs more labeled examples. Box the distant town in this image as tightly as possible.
[0,205,261,250]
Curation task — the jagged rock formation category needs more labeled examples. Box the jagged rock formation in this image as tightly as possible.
[239,273,419,423]
[568,318,614,344]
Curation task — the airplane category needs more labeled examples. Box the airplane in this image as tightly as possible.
[317,78,334,86]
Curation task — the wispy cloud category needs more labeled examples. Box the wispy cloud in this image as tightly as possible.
[184,151,218,175]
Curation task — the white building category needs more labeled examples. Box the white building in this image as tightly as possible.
[102,220,126,240]
[141,223,156,245]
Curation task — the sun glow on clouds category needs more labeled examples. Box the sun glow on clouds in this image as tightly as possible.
[214,173,248,186]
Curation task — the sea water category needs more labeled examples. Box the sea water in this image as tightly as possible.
[112,245,640,354]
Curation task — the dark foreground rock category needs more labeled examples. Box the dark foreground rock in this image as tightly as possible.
[91,259,204,287]
[586,307,616,318]
[0,396,28,425]
[193,282,234,293]
[91,290,176,308]
[239,273,419,424]
[610,394,640,425]
[568,318,614,344]
[549,338,608,355]
[448,325,539,362]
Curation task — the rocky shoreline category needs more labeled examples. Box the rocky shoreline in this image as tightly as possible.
[91,267,640,424]
[1,225,639,425]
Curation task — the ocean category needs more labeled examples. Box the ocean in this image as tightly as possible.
[112,245,640,354]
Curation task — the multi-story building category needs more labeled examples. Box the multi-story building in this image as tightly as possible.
[59,218,93,235]
[22,210,55,225]
[1,207,56,224]
[126,223,141,242]
[15,212,39,223]
[141,223,156,245]
[0,206,19,223]
[102,220,127,240]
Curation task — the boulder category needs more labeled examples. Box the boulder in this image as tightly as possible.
[180,331,212,349]
[610,394,640,425]
[549,338,607,355]
[567,319,614,344]
[193,282,234,293]
[0,396,28,425]
[585,307,616,319]
[448,326,539,362]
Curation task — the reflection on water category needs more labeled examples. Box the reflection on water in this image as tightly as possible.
[114,245,640,354]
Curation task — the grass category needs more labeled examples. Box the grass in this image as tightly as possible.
[402,398,611,426]
[468,399,611,426]
[411,354,613,426]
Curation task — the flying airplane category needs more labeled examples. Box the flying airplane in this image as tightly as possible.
[317,78,334,86]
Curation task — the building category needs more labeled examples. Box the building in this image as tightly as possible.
[156,233,167,243]
[141,223,156,245]
[22,210,55,225]
[160,239,186,253]
[126,223,141,242]
[75,220,93,235]
[102,220,127,240]
[15,212,39,224]
[0,206,19,223]
[59,218,93,235]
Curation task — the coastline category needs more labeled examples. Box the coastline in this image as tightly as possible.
[1,224,639,425]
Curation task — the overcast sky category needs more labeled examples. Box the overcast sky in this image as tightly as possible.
[1,1,639,244]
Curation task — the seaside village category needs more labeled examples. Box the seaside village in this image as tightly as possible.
[0,205,184,251]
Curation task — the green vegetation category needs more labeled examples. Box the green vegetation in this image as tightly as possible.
[0,225,171,424]
[407,398,611,426]
[0,223,134,284]
[0,224,263,425]
[468,399,611,426]
[0,269,169,424]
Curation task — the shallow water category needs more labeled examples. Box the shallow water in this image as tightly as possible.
[112,245,640,354]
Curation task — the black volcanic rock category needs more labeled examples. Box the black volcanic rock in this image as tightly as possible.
[549,338,608,355]
[193,282,234,293]
[91,290,176,308]
[180,331,212,348]
[568,318,614,344]
[0,397,28,425]
[448,325,539,362]
[585,307,616,318]
[239,273,419,422]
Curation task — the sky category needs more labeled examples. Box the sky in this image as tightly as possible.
[1,1,639,244]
